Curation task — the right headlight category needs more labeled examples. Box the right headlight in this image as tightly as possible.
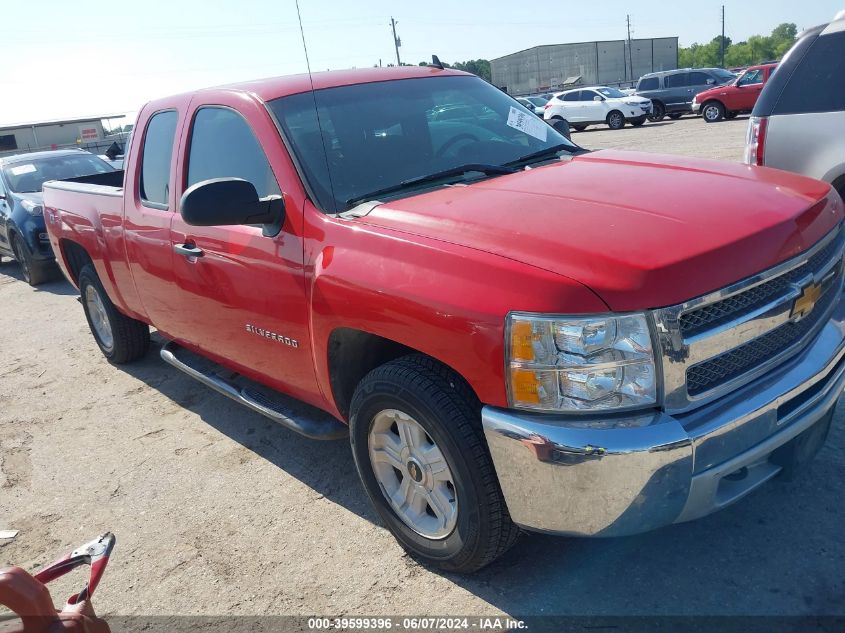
[506,312,658,413]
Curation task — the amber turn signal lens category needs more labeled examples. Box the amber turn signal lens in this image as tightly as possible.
[510,320,535,362]
[510,368,541,404]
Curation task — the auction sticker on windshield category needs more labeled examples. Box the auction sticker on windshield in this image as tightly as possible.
[507,106,548,142]
[10,164,37,176]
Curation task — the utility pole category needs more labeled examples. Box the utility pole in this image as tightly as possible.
[390,17,402,66]
[626,15,634,82]
[720,5,726,68]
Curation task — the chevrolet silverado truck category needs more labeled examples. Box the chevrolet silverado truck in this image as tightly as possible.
[43,66,845,573]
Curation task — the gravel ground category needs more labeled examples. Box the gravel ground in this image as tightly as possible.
[2,115,844,622]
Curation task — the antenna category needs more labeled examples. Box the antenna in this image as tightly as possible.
[431,55,444,70]
[294,0,337,210]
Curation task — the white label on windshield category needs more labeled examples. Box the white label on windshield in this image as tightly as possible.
[10,164,36,176]
[507,106,548,142]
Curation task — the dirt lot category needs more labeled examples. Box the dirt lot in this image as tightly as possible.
[2,115,844,622]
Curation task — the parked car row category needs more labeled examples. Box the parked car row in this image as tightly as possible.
[0,150,117,285]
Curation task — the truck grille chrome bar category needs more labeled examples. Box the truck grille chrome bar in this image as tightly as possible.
[653,224,845,413]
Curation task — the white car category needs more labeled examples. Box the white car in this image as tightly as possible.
[543,86,652,130]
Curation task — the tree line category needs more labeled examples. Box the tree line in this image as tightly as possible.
[679,23,797,68]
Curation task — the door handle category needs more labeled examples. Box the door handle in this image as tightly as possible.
[174,243,204,258]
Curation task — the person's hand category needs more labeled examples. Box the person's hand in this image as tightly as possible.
[48,599,110,633]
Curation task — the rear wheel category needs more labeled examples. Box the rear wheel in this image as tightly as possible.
[78,264,150,364]
[668,112,683,120]
[572,123,588,132]
[350,354,520,573]
[647,101,665,121]
[11,234,48,286]
[702,101,725,123]
[606,111,625,130]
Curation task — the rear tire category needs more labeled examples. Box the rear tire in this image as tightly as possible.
[78,264,150,364]
[350,354,520,573]
[11,234,48,286]
[668,112,683,120]
[572,124,588,132]
[647,101,665,121]
[702,101,725,123]
[607,110,625,130]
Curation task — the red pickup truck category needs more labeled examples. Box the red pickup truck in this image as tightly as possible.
[692,62,778,122]
[43,66,845,572]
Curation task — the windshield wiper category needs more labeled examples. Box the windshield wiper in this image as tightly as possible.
[345,163,517,207]
[505,142,581,167]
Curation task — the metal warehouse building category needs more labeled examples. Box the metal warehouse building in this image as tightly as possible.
[0,114,127,157]
[491,37,679,95]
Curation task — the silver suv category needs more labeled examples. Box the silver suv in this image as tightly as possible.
[745,10,845,200]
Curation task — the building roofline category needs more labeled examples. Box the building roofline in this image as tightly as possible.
[490,36,679,63]
[0,113,128,131]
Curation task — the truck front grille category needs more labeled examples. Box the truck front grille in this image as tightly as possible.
[653,223,845,413]
[686,285,838,396]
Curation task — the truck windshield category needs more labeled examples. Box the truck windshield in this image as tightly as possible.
[268,75,577,212]
[2,153,114,193]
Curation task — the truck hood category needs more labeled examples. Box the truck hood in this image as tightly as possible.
[357,150,841,311]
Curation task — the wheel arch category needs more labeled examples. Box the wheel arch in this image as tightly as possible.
[58,238,93,286]
[326,327,479,420]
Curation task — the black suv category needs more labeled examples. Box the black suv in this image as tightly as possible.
[635,68,736,121]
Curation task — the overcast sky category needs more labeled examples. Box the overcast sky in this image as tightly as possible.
[1,0,841,125]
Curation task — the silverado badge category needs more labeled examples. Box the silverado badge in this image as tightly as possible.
[790,283,822,321]
[245,324,299,348]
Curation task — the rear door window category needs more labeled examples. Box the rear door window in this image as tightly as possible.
[562,91,581,102]
[738,69,763,86]
[689,72,714,86]
[665,73,690,88]
[139,111,178,208]
[774,30,845,115]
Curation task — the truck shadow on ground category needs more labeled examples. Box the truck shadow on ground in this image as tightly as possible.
[117,335,378,523]
[116,338,845,615]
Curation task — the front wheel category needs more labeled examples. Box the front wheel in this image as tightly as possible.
[702,101,725,123]
[11,234,48,286]
[607,111,625,130]
[350,355,520,573]
[78,264,150,363]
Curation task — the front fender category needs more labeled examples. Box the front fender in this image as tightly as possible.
[306,212,609,410]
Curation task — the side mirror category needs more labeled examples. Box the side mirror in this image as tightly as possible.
[180,178,285,237]
[593,95,603,101]
[706,79,716,85]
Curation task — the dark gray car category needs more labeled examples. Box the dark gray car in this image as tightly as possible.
[635,68,736,121]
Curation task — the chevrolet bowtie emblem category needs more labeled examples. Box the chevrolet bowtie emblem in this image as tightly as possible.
[791,283,822,321]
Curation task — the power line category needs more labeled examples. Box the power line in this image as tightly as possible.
[390,17,402,66]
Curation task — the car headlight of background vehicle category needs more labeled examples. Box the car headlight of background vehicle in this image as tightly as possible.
[20,199,43,216]
[506,312,657,412]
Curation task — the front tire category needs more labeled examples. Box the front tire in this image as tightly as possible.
[702,101,725,123]
[606,110,625,130]
[350,355,519,573]
[10,234,48,286]
[78,264,150,363]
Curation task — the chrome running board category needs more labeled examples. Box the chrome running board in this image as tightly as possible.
[160,341,348,440]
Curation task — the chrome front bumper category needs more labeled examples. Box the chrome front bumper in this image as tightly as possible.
[482,293,845,537]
